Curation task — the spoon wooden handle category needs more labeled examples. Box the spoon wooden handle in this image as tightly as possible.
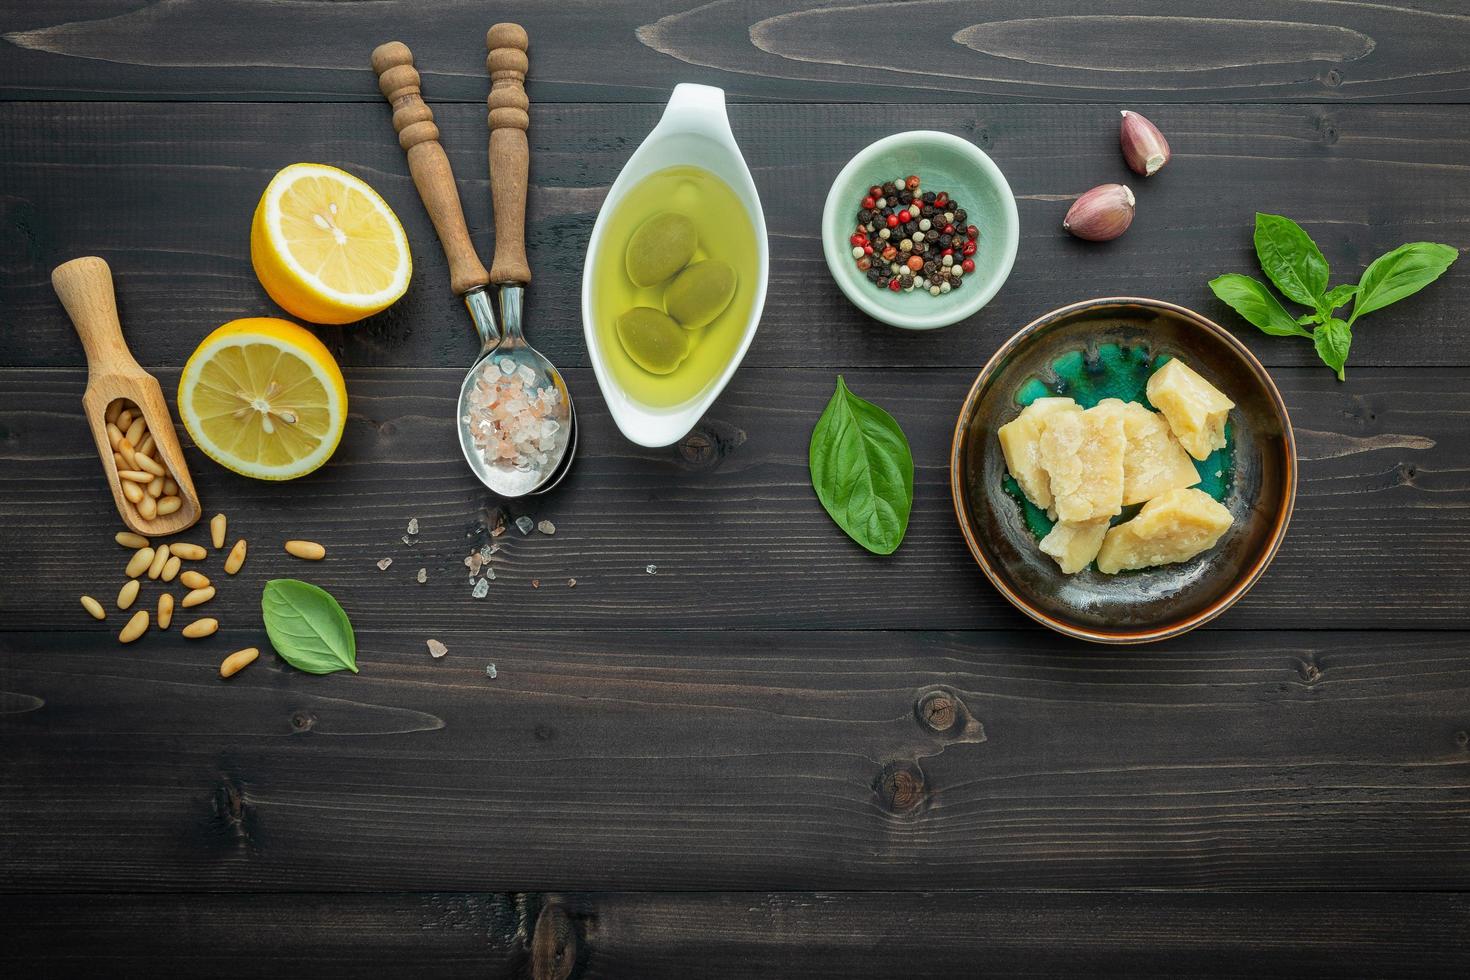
[52,256,147,379]
[486,23,531,286]
[372,41,491,297]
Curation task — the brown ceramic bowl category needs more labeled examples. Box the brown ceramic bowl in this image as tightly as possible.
[950,297,1296,644]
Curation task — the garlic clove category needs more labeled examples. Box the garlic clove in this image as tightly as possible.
[1063,183,1136,242]
[1120,110,1171,177]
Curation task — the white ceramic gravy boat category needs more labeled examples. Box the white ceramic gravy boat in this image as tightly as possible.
[581,84,769,448]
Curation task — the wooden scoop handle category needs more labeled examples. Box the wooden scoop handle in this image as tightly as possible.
[52,256,147,378]
[372,41,490,296]
[486,23,531,285]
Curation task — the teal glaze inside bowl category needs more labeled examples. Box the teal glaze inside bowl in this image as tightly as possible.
[822,131,1019,331]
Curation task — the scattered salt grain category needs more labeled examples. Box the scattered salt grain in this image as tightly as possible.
[485,664,498,679]
[537,520,556,535]
[402,535,414,546]
[515,516,534,535]
[646,564,657,574]
[466,553,484,577]
[531,579,540,589]
[485,568,496,581]
[416,568,427,584]
[376,558,393,571]
[407,518,419,535]
[472,579,489,599]
[480,544,497,560]
[427,639,448,659]
[567,578,576,588]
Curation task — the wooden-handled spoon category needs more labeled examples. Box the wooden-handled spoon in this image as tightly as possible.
[52,256,201,535]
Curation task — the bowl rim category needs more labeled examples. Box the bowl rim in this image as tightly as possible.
[821,130,1019,331]
[948,296,1299,644]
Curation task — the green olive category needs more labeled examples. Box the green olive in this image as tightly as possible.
[615,307,693,375]
[664,260,737,329]
[625,211,697,287]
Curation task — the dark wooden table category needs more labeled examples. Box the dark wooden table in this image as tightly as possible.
[4,2,1469,976]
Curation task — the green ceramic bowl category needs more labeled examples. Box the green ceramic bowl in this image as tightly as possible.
[950,298,1297,644]
[822,131,1018,330]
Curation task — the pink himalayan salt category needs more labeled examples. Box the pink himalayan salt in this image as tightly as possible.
[464,359,568,477]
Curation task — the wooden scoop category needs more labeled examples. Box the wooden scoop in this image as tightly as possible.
[52,256,201,536]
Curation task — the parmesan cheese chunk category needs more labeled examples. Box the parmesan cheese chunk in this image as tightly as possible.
[1039,518,1110,574]
[1146,359,1235,461]
[1095,488,1233,574]
[996,397,1079,512]
[1039,400,1127,522]
[1118,400,1200,505]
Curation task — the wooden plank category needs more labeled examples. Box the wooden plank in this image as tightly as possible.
[0,365,1464,633]
[4,1,1470,104]
[3,891,1468,978]
[3,628,1469,892]
[2,101,1468,371]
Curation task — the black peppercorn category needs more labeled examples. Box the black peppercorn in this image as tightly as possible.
[953,208,967,223]
[925,229,939,241]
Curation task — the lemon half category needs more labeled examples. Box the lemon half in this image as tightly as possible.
[179,318,348,481]
[251,163,411,325]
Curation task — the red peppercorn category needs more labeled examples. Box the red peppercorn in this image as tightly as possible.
[962,241,977,256]
[906,255,923,272]
[849,233,866,246]
[943,224,955,235]
[941,247,953,256]
[885,214,899,228]
[856,257,872,271]
[869,185,882,198]
[881,246,897,261]
[961,258,975,273]
[887,278,901,292]
[905,175,920,190]
[861,196,876,210]
[966,225,979,239]
[896,210,911,223]
[935,193,948,206]
[863,244,874,255]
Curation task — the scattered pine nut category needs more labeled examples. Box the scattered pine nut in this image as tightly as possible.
[117,578,140,610]
[135,453,166,477]
[124,547,155,579]
[284,539,326,560]
[161,555,181,582]
[181,586,215,608]
[137,494,158,520]
[117,469,153,484]
[170,542,206,561]
[220,647,259,678]
[224,539,247,575]
[122,480,145,504]
[119,609,149,643]
[146,475,164,498]
[157,593,174,630]
[80,595,106,620]
[124,417,146,446]
[163,477,179,496]
[180,570,210,590]
[116,531,149,549]
[210,514,227,549]
[147,544,170,580]
[156,496,183,516]
[182,617,218,639]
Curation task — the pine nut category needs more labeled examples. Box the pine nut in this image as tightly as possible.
[137,433,155,457]
[284,540,326,560]
[80,595,106,620]
[117,578,140,610]
[157,593,174,630]
[124,417,146,446]
[116,408,133,432]
[119,609,149,643]
[137,494,158,520]
[180,570,210,590]
[224,539,247,575]
[105,401,123,424]
[116,531,149,549]
[210,513,227,549]
[157,496,183,516]
[181,586,215,608]
[220,647,259,678]
[106,422,125,449]
[117,439,137,469]
[121,480,145,504]
[117,469,152,483]
[114,452,127,470]
[163,478,179,496]
[161,555,181,582]
[146,475,164,498]
[182,617,218,639]
[147,544,170,580]
[125,547,155,578]
[135,452,166,477]
[170,542,207,561]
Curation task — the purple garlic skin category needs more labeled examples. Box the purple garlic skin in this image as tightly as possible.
[1063,184,1136,242]
[1120,110,1171,177]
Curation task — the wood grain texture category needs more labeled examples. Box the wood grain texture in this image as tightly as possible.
[0,366,1465,633]
[3,892,1468,978]
[3,0,1470,103]
[3,627,1470,893]
[2,102,1468,370]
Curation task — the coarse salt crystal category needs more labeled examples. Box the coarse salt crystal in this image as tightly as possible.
[537,520,556,535]
[515,516,534,535]
[427,639,448,659]
[407,518,419,535]
[472,579,489,599]
[416,568,427,584]
[646,564,657,574]
[485,664,497,678]
[376,558,393,571]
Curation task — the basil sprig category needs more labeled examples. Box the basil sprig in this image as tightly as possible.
[809,376,914,555]
[261,579,358,675]
[1209,213,1457,380]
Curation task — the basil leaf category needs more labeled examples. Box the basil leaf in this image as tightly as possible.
[1322,283,1358,313]
[1313,318,1353,381]
[1350,242,1458,322]
[809,376,914,555]
[1254,213,1329,308]
[1208,273,1310,337]
[261,579,358,674]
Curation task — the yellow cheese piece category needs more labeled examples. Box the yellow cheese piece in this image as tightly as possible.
[1145,359,1235,461]
[1095,488,1233,574]
[1039,400,1127,522]
[1039,518,1110,574]
[1118,400,1200,505]
[996,397,1079,511]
